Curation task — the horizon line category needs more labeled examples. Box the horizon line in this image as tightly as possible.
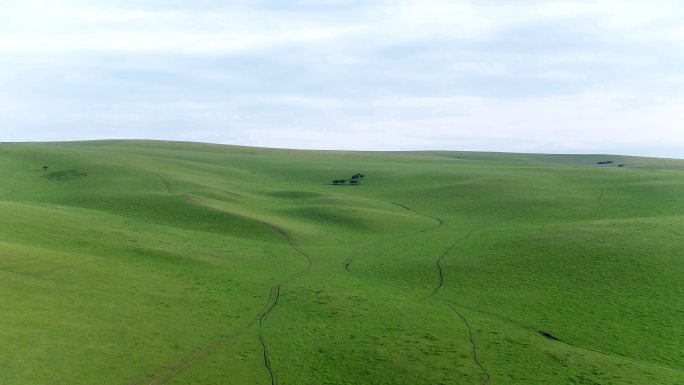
[3,138,683,161]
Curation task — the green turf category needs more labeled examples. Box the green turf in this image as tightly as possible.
[0,140,682,385]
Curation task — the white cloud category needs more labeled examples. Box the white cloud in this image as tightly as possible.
[0,0,364,54]
[235,89,684,155]
[2,0,682,54]
[4,89,684,157]
[368,96,482,109]
[1,0,684,157]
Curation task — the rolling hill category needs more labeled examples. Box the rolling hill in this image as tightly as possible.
[1,140,683,385]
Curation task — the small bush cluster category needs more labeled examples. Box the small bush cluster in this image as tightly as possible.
[332,173,365,185]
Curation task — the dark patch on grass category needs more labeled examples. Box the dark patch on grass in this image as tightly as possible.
[540,331,560,341]
[42,169,87,181]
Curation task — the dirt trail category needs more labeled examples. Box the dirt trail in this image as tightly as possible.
[445,302,491,385]
[390,203,477,298]
[261,222,314,276]
[430,230,476,296]
[444,299,684,376]
[258,285,281,385]
[128,287,282,385]
[150,172,173,193]
[391,202,444,226]
[161,178,173,193]
[253,222,313,385]
[344,203,444,272]
[390,204,488,384]
[431,242,457,295]
[127,203,313,385]
[428,229,488,385]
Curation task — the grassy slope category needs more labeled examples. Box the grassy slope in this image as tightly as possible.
[0,140,682,385]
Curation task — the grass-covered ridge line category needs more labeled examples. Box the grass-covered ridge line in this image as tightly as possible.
[0,140,682,385]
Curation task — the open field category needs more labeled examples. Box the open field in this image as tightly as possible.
[1,140,683,385]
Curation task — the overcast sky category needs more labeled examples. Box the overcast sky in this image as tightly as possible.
[1,0,683,157]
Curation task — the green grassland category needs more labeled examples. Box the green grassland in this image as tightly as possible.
[0,140,682,385]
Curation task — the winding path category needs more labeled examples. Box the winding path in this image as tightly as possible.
[430,230,476,296]
[391,203,444,227]
[258,286,281,385]
[386,203,490,385]
[127,200,314,385]
[255,221,314,385]
[431,242,457,296]
[429,236,489,385]
[344,203,444,272]
[149,171,173,193]
[444,299,684,375]
[411,212,488,385]
[128,287,283,385]
[446,303,491,385]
